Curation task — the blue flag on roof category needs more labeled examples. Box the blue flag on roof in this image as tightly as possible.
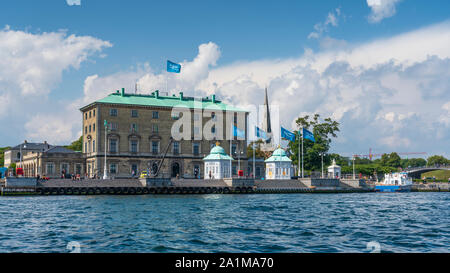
[167,60,181,73]
[233,125,245,138]
[281,127,296,142]
[303,128,315,142]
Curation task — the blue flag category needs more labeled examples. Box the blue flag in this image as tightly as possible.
[255,126,268,140]
[303,128,315,142]
[233,126,245,138]
[167,60,181,73]
[281,127,295,142]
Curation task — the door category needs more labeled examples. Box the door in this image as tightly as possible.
[171,162,180,178]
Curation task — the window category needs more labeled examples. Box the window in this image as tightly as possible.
[46,163,54,174]
[211,126,216,134]
[85,126,87,134]
[110,122,118,131]
[131,109,138,117]
[211,112,216,121]
[232,144,237,155]
[93,140,95,153]
[110,109,118,116]
[109,139,117,153]
[85,113,88,120]
[93,109,95,117]
[76,164,82,175]
[232,166,237,175]
[131,164,138,175]
[61,163,69,174]
[131,140,138,153]
[85,142,87,153]
[130,123,138,133]
[152,111,159,119]
[89,111,91,118]
[152,124,159,133]
[152,141,159,154]
[110,164,117,174]
[173,141,180,154]
[193,142,200,155]
[93,124,95,132]
[234,115,238,124]
[89,125,91,133]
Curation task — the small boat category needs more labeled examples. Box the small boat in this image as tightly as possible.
[375,172,412,192]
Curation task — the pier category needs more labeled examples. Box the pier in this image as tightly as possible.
[0,177,382,196]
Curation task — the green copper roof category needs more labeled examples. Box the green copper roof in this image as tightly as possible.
[82,90,246,112]
[265,148,292,162]
[203,145,233,161]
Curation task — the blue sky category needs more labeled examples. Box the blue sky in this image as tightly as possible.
[0,0,449,158]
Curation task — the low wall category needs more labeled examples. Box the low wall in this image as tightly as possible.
[140,178,172,187]
[300,178,340,188]
[38,178,143,188]
[6,177,37,188]
[340,179,367,188]
[255,179,307,189]
[223,178,255,188]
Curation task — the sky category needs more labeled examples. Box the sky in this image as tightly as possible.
[0,0,449,158]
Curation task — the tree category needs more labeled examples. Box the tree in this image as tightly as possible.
[427,155,449,167]
[0,146,11,167]
[287,114,340,172]
[401,158,427,169]
[246,139,267,159]
[66,136,83,152]
[380,152,401,168]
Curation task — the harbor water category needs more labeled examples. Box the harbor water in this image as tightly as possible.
[0,192,448,253]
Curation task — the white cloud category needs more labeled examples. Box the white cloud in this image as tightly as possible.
[308,8,342,39]
[367,0,401,23]
[66,0,81,6]
[19,20,450,158]
[0,27,111,144]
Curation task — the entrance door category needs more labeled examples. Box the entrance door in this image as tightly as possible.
[171,162,180,178]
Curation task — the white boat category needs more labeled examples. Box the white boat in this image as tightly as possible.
[375,172,412,192]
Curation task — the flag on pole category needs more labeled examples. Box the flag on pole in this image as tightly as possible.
[233,125,245,138]
[167,60,181,73]
[255,126,268,140]
[281,127,295,142]
[303,128,315,142]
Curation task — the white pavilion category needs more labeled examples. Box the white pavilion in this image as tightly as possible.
[264,148,292,179]
[327,159,341,178]
[202,143,233,179]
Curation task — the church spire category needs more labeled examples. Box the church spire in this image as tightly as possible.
[263,87,272,133]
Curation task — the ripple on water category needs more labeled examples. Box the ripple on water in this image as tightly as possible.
[0,193,448,253]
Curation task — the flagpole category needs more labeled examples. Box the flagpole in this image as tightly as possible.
[253,141,255,179]
[301,127,304,178]
[298,130,301,177]
[230,124,232,178]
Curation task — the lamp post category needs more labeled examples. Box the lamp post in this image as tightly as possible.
[103,120,108,180]
[352,156,356,180]
[319,152,325,178]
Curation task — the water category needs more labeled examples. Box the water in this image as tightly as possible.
[0,193,448,253]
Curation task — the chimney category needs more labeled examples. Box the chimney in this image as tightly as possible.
[155,90,159,99]
[121,88,125,96]
[212,94,216,103]
[179,92,183,100]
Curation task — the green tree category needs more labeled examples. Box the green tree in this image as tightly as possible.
[246,139,267,159]
[427,155,449,166]
[380,152,401,168]
[66,136,83,152]
[0,146,11,167]
[287,114,340,173]
[401,158,427,169]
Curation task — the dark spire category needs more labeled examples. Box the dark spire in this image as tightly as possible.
[263,87,272,133]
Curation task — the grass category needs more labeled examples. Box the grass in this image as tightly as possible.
[421,170,450,181]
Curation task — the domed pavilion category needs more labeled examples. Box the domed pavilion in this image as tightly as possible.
[202,143,233,179]
[265,148,292,179]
